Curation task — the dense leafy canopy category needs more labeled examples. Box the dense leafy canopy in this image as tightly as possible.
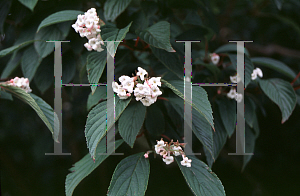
[0,0,299,195]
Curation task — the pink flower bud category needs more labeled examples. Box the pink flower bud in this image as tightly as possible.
[144,153,148,158]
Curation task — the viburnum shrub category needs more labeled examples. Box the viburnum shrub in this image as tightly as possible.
[0,1,299,196]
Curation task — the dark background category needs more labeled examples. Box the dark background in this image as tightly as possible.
[1,0,300,195]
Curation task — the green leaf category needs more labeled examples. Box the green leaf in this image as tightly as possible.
[130,10,148,32]
[136,21,175,52]
[34,25,64,58]
[0,85,56,141]
[227,54,253,87]
[141,1,158,17]
[85,96,131,159]
[162,79,214,130]
[243,124,256,171]
[259,78,296,123]
[168,97,213,157]
[34,55,54,94]
[1,51,22,78]
[252,110,260,138]
[204,105,228,168]
[86,51,107,94]
[65,139,123,196]
[245,56,254,87]
[87,86,106,111]
[193,60,221,80]
[175,156,225,196]
[101,22,132,57]
[245,96,256,128]
[0,0,12,34]
[37,10,83,32]
[119,102,146,147]
[145,104,165,136]
[0,40,35,58]
[30,94,59,142]
[251,57,297,81]
[151,46,183,80]
[57,21,73,38]
[214,43,250,56]
[21,45,42,81]
[107,153,150,196]
[217,97,236,137]
[15,23,37,45]
[18,0,38,11]
[0,90,13,101]
[183,10,203,26]
[62,52,76,84]
[104,0,132,21]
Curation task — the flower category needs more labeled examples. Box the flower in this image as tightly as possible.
[135,83,151,96]
[155,139,166,154]
[163,155,174,165]
[235,93,243,103]
[140,96,156,106]
[227,88,243,103]
[172,146,182,156]
[148,77,161,87]
[181,156,192,167]
[150,85,162,97]
[112,82,120,93]
[210,53,220,65]
[113,67,162,106]
[159,149,168,157]
[88,37,104,52]
[84,43,93,51]
[251,72,257,80]
[150,139,191,167]
[119,75,131,84]
[72,8,104,52]
[122,79,134,93]
[230,73,241,83]
[136,67,147,80]
[7,77,32,93]
[117,87,131,99]
[144,153,149,158]
[227,88,237,99]
[256,68,263,78]
[251,67,263,80]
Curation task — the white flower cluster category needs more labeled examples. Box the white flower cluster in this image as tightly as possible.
[227,68,263,102]
[72,8,104,52]
[228,73,243,102]
[144,139,192,167]
[210,53,220,65]
[251,67,263,80]
[112,67,162,106]
[227,88,242,103]
[7,77,32,93]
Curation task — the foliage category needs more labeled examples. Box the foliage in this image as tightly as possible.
[1,0,300,195]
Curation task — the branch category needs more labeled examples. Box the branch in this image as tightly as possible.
[291,72,300,85]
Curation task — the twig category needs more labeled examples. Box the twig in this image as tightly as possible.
[293,85,300,91]
[291,72,300,85]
